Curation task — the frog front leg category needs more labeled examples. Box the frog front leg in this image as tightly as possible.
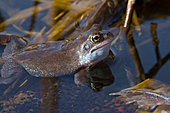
[74,63,102,86]
[74,69,89,85]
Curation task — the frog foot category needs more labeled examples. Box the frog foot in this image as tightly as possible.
[0,60,24,84]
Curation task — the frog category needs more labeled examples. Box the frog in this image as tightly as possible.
[108,79,170,112]
[0,24,115,84]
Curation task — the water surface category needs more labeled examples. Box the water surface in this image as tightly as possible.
[0,0,169,112]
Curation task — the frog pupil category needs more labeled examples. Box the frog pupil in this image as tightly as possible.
[91,35,101,43]
[94,36,99,40]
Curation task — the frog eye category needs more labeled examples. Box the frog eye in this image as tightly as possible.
[89,34,104,43]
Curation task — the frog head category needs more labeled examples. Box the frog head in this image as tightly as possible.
[77,24,114,67]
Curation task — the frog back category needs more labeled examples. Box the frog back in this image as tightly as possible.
[12,41,81,77]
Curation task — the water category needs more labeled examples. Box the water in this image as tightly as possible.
[0,0,169,112]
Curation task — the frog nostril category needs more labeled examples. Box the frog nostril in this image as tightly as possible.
[107,32,114,38]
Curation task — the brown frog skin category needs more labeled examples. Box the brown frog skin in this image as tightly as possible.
[109,79,170,111]
[0,24,114,84]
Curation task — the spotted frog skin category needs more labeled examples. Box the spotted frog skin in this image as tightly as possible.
[0,24,114,84]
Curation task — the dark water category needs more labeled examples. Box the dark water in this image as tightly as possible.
[0,0,169,113]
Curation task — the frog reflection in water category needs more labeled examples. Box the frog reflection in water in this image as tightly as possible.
[0,24,114,84]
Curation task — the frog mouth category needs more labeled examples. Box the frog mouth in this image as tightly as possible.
[90,40,111,53]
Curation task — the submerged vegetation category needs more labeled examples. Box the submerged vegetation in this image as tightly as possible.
[0,0,170,112]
